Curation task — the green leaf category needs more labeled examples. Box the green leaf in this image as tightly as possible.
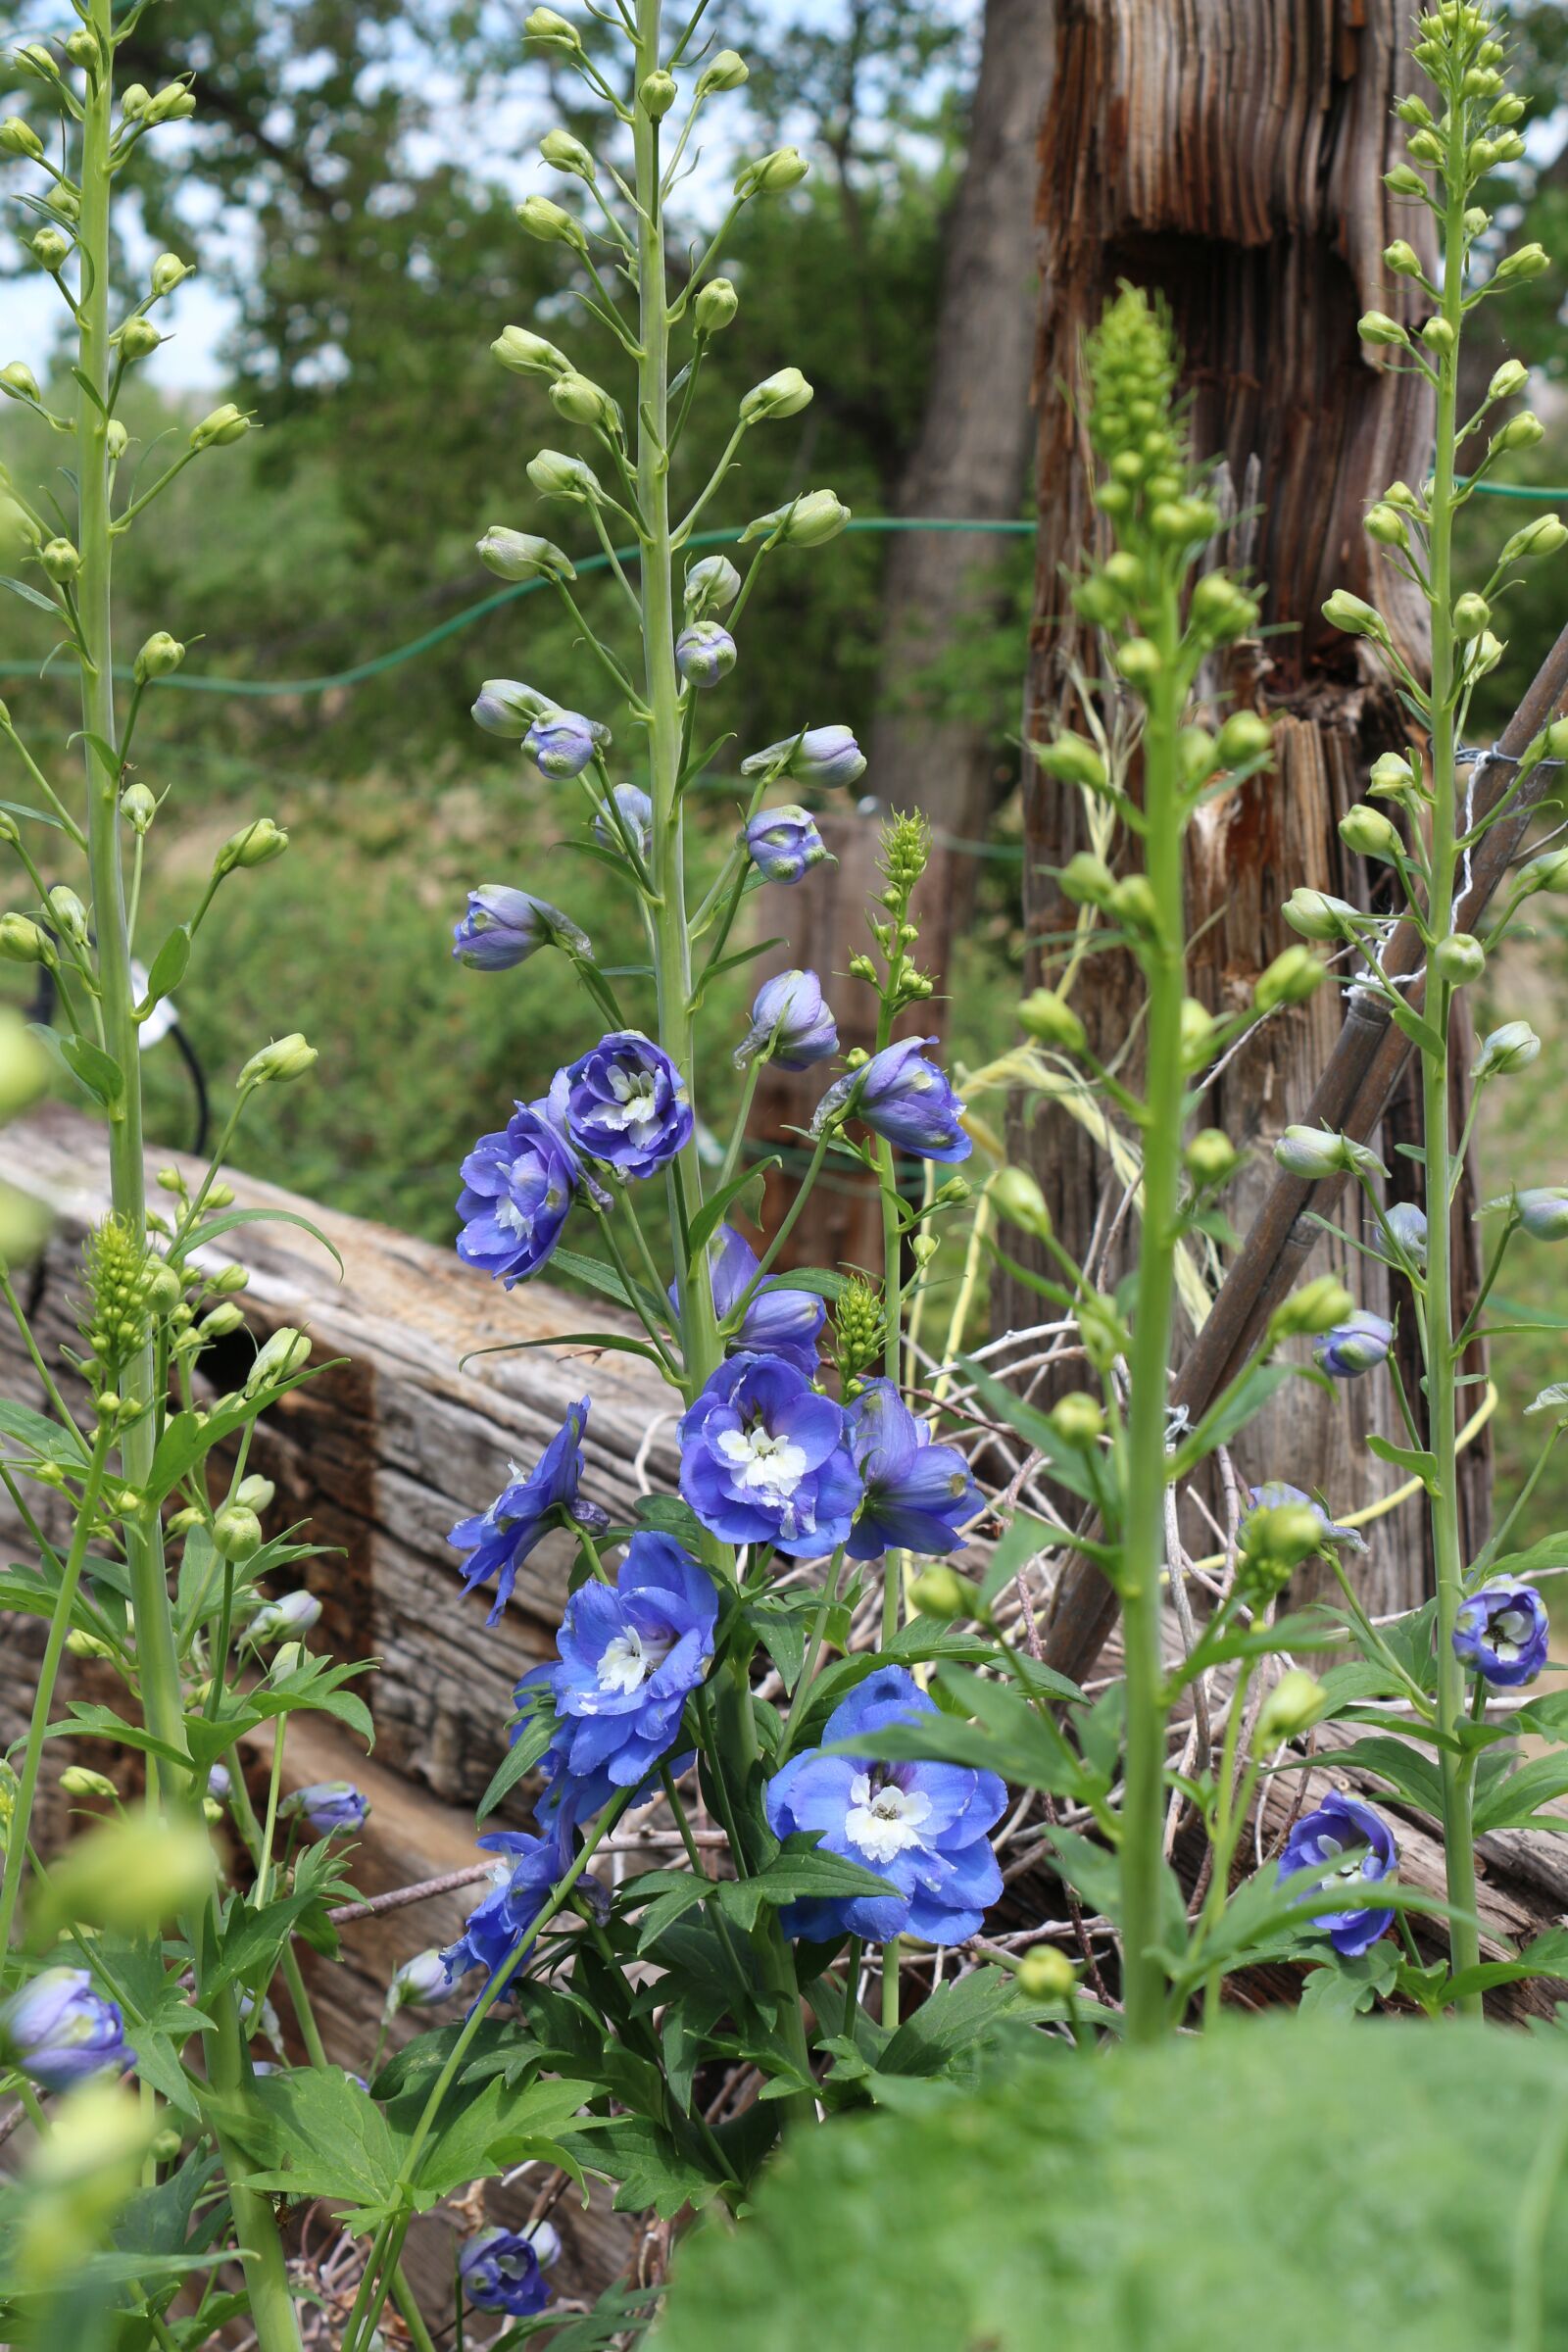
[955,1357,1100,1503]
[558,2116,725,2218]
[477,1706,558,1823]
[0,574,61,615]
[409,2074,593,2204]
[1473,1754,1568,1837]
[1365,1431,1438,1486]
[758,1267,851,1302]
[462,1329,673,1373]
[550,1244,669,1328]
[230,2065,401,2228]
[1384,995,1449,1062]
[877,1967,1021,2080]
[1292,1734,1446,1818]
[59,1034,123,1109]
[0,1397,90,1465]
[174,1203,344,1275]
[688,1158,781,1264]
[0,798,66,833]
[143,922,191,1004]
[1443,1929,1568,2004]
[635,1493,709,1550]
[653,2018,1568,2352]
[1170,1359,1297,1480]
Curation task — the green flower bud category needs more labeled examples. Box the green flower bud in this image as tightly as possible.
[144,83,196,124]
[1385,165,1428,198]
[540,126,595,179]
[694,276,738,334]
[476,525,576,581]
[1188,571,1258,642]
[1017,988,1086,1053]
[246,1326,312,1394]
[1322,588,1386,640]
[1181,996,1216,1069]
[0,118,45,163]
[1406,129,1446,167]
[990,1164,1053,1242]
[1488,359,1528,401]
[1215,710,1272,766]
[1517,846,1568,896]
[1254,1668,1328,1746]
[1364,502,1408,547]
[1177,727,1219,787]
[1185,1127,1242,1186]
[1475,1019,1540,1079]
[189,402,250,450]
[1382,240,1422,276]
[639,70,677,119]
[1396,96,1433,127]
[238,1033,318,1089]
[548,371,618,431]
[526,447,605,504]
[39,536,79,583]
[515,194,586,250]
[1050,1392,1105,1446]
[1494,243,1549,284]
[212,1503,263,1563]
[149,252,190,298]
[1463,207,1490,238]
[1115,636,1162,686]
[59,1767,117,1800]
[0,363,41,405]
[65,1630,113,1660]
[1339,803,1401,861]
[1451,592,1490,639]
[1491,411,1544,455]
[736,148,809,198]
[909,1564,979,1622]
[0,914,55,968]
[198,1301,245,1339]
[740,367,813,423]
[1032,731,1106,793]
[236,1473,276,1512]
[1058,851,1115,906]
[47,886,87,945]
[105,419,127,461]
[697,49,749,95]
[1368,750,1417,797]
[1546,720,1568,761]
[1500,514,1568,563]
[1421,316,1455,356]
[120,83,151,119]
[1432,931,1485,984]
[1254,945,1324,1011]
[493,324,570,378]
[1357,311,1408,347]
[524,6,582,51]
[40,1809,214,1937]
[116,316,162,362]
[740,488,850,547]
[1016,1945,1078,2002]
[215,816,287,874]
[1240,1501,1324,1587]
[133,631,185,683]
[1109,873,1158,934]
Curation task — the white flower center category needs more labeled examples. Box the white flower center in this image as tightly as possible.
[597,1626,670,1697]
[597,1066,660,1133]
[845,1773,932,1865]
[715,1423,809,1507]
[1492,1606,1532,1660]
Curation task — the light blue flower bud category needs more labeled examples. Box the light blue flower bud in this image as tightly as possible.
[247,1589,321,1642]
[1517,1188,1568,1241]
[453,886,591,969]
[524,708,611,780]
[675,621,736,687]
[476,527,575,583]
[1314,1310,1394,1378]
[736,968,838,1068]
[388,1948,451,2013]
[741,723,866,788]
[1385,1200,1428,1267]
[1274,1124,1387,1182]
[471,678,553,738]
[595,784,653,860]
[684,554,741,617]
[1476,1019,1541,1078]
[745,806,830,883]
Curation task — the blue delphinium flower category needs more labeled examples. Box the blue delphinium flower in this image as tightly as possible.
[745,805,830,884]
[442,1828,567,1987]
[281,1782,369,1838]
[1384,1201,1428,1267]
[668,1224,825,1378]
[845,1379,983,1560]
[1517,1187,1568,1240]
[595,783,653,861]
[0,1967,133,2090]
[1245,1482,1365,1553]
[452,887,590,971]
[523,707,610,780]
[680,1352,862,1556]
[741,724,867,789]
[561,1031,693,1180]
[1278,1790,1396,1956]
[735,969,838,1070]
[546,1532,718,1801]
[675,620,737,687]
[765,1665,1005,1944]
[471,678,551,739]
[1313,1309,1394,1378]
[456,1098,578,1284]
[812,1035,971,1163]
[460,2226,551,2317]
[448,1399,593,1626]
[1453,1576,1550,1688]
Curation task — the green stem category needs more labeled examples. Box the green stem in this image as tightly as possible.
[1426,113,1482,2017]
[781,1545,845,1751]
[0,1424,111,1955]
[1118,647,1186,2046]
[875,1136,905,1649]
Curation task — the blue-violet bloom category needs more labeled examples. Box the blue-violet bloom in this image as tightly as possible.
[845,1379,983,1560]
[1453,1576,1550,1688]
[812,1035,971,1164]
[448,1399,592,1627]
[545,1531,718,1803]
[736,969,838,1070]
[442,1828,568,1988]
[453,887,590,971]
[741,724,867,789]
[1245,1483,1365,1553]
[745,805,830,885]
[1312,1309,1394,1378]
[1517,1187,1568,1241]
[595,783,653,862]
[1385,1201,1428,1267]
[0,1967,133,2091]
[524,707,610,780]
[675,620,737,687]
[677,1222,825,1378]
[1279,1790,1396,1956]
[460,2227,551,2318]
[561,1031,693,1181]
[764,1665,1005,1944]
[281,1782,368,1838]
[679,1352,862,1556]
[456,1098,578,1285]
